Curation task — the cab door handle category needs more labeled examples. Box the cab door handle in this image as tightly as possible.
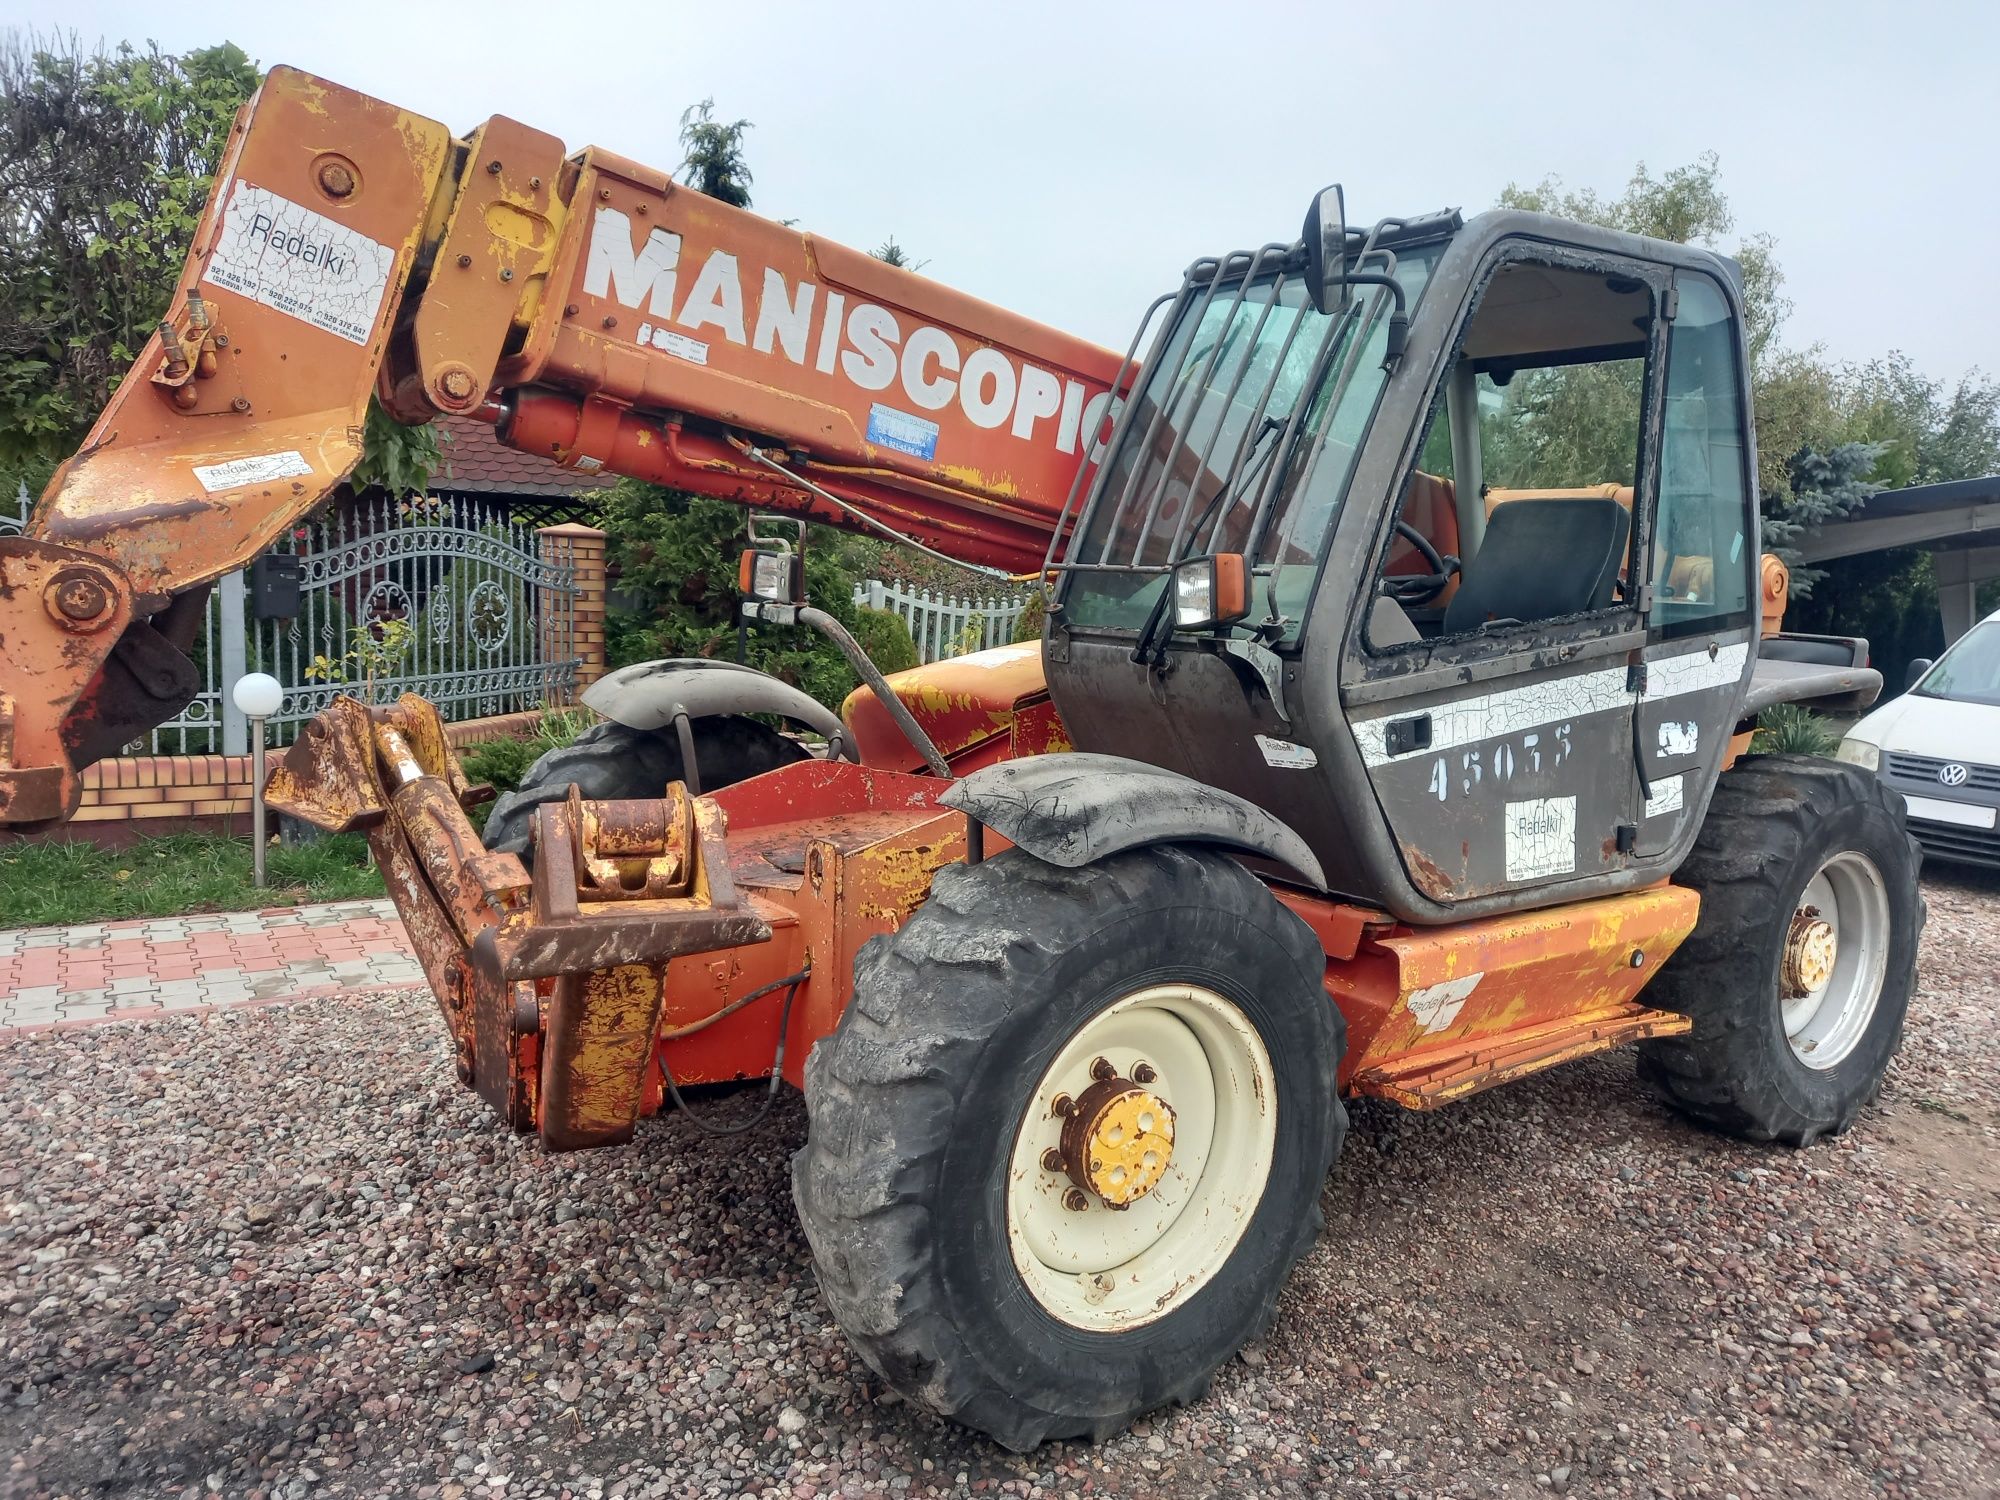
[1385,713,1432,757]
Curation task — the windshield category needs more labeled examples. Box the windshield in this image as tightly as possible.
[1062,244,1440,634]
[1914,618,2000,707]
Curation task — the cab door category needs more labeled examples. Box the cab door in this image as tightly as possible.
[1339,244,1670,906]
[1630,270,1761,862]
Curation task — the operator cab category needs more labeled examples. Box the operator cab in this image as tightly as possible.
[1046,197,1760,923]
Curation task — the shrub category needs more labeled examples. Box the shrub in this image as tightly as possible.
[459,706,592,795]
[1011,592,1047,644]
[597,479,873,710]
[852,606,919,676]
[1752,702,1841,758]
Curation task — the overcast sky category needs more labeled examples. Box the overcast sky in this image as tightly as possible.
[15,0,1997,383]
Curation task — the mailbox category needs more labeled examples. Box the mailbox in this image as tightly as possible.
[250,552,302,620]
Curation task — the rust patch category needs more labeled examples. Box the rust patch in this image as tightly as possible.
[41,497,214,544]
[1401,840,1457,898]
[1328,884,1701,1099]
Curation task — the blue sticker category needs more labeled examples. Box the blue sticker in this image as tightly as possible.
[867,403,941,461]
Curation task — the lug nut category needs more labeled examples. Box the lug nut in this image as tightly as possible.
[1090,1057,1116,1082]
[1041,1149,1064,1173]
[1049,1093,1073,1118]
[317,161,355,198]
[1062,1188,1089,1213]
[1132,1062,1157,1085]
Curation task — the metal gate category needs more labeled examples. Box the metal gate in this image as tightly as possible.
[4,485,580,753]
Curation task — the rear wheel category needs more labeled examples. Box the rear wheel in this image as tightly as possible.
[1639,754,1924,1145]
[792,844,1344,1450]
[482,716,808,859]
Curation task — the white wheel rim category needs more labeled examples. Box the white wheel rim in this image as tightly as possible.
[1005,983,1276,1332]
[1781,851,1890,1071]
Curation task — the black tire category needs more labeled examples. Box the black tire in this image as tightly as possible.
[482,716,809,859]
[792,844,1345,1451]
[1638,753,1924,1146]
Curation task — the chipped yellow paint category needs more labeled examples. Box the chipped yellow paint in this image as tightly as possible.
[1074,1088,1175,1205]
[940,461,1022,501]
[853,836,954,924]
[908,682,980,715]
[540,968,664,1144]
[1035,721,1075,755]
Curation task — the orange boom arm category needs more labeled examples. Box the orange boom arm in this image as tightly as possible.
[5,67,1121,825]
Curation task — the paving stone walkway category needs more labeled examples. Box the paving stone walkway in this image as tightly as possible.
[0,899,424,1034]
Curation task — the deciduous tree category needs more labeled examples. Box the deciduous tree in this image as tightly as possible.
[0,32,439,499]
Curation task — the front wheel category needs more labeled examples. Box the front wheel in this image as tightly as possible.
[792,844,1345,1450]
[1639,754,1924,1145]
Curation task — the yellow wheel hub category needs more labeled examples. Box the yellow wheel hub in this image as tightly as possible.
[1782,906,1838,997]
[1061,1076,1175,1206]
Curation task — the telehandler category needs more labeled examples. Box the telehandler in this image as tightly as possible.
[3,68,1919,1449]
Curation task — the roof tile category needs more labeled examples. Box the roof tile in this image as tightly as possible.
[432,413,616,497]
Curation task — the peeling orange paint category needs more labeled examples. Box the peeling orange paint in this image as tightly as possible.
[1326,884,1700,1102]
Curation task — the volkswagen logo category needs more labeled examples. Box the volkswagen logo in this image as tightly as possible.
[1939,762,1970,787]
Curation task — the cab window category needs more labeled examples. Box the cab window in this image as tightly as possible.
[1652,275,1752,633]
[1368,257,1654,647]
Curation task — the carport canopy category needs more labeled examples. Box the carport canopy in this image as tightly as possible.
[1795,476,2000,644]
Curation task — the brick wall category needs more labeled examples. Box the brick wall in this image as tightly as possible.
[64,709,557,834]
[539,523,608,698]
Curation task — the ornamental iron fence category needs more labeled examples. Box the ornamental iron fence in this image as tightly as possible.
[2,486,582,754]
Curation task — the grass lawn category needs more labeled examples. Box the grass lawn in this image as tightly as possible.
[0,832,384,929]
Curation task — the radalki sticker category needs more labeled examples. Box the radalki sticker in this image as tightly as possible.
[202,181,395,346]
[192,450,314,493]
[1255,735,1318,770]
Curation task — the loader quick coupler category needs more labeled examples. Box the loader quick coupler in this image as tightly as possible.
[265,694,769,1151]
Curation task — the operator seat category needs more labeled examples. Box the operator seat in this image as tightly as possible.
[1443,497,1630,633]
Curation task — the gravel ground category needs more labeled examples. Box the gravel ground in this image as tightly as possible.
[3,866,1996,1500]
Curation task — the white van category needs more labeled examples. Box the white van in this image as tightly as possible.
[1837,607,2000,868]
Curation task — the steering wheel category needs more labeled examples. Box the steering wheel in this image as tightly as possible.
[1381,520,1461,607]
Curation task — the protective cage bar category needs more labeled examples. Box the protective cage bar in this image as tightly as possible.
[1048,214,1449,599]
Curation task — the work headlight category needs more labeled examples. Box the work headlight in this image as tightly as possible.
[1171,553,1250,631]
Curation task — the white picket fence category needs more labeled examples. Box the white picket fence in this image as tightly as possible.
[854,579,1031,664]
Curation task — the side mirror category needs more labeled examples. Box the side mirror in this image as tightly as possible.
[739,546,804,607]
[1172,553,1249,631]
[1905,657,1934,692]
[1302,184,1351,317]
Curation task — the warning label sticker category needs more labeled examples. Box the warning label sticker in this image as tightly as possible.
[192,450,314,494]
[202,181,395,346]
